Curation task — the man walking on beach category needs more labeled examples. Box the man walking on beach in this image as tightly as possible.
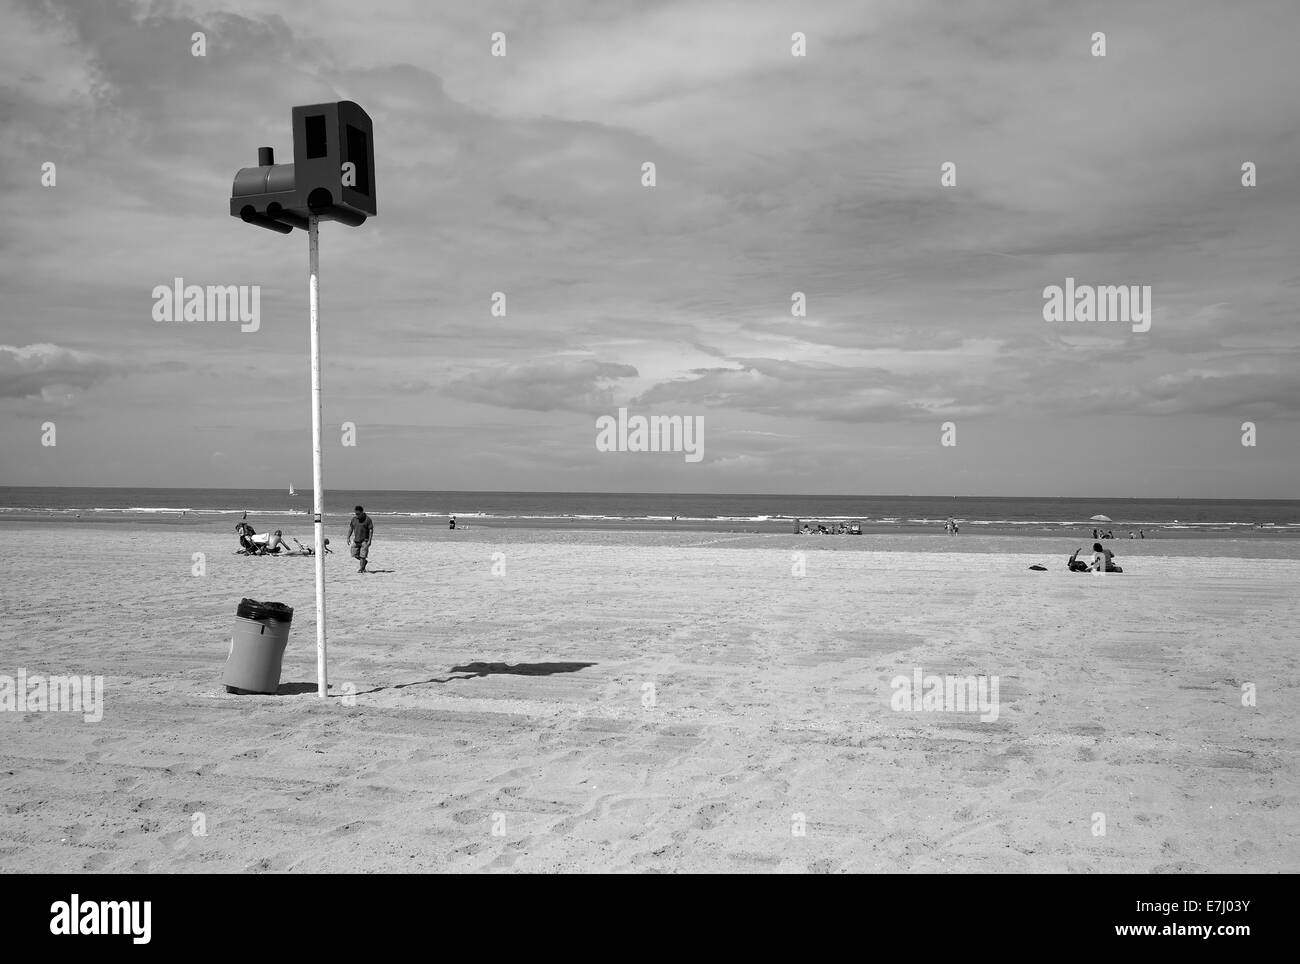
[348,505,374,573]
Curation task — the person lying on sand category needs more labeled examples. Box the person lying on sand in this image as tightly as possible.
[237,524,312,555]
[292,537,331,555]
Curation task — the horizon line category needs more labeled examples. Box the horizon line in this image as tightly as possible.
[0,484,1295,504]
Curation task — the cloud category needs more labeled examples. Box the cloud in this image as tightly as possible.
[445,357,638,412]
[635,356,998,422]
[2,0,1298,493]
[0,344,115,400]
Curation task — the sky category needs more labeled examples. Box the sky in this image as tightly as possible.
[1,0,1298,497]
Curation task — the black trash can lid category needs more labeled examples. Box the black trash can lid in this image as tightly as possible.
[236,598,294,622]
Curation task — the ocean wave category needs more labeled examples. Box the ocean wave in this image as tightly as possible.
[2,505,1297,529]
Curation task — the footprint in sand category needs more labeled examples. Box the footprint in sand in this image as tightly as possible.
[83,852,115,871]
[324,820,376,838]
[807,857,843,874]
[1151,860,1208,873]
[692,802,727,830]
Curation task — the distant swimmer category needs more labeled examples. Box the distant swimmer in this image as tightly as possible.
[349,505,374,573]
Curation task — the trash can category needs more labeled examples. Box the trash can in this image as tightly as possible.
[222,598,294,694]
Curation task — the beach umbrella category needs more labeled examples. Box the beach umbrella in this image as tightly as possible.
[1089,514,1112,522]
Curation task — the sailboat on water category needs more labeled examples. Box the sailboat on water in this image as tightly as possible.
[289,483,295,496]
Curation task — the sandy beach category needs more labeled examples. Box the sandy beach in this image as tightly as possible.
[1,524,1296,873]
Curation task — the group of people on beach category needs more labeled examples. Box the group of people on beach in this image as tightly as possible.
[234,505,383,572]
[1069,543,1123,573]
[798,521,860,535]
[235,505,468,573]
[234,521,318,556]
[1092,527,1144,539]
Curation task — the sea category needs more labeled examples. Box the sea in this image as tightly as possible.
[1,487,1298,536]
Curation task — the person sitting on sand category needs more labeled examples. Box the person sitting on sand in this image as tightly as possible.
[1067,548,1091,572]
[448,516,456,530]
[263,530,295,554]
[235,521,259,554]
[1088,542,1122,572]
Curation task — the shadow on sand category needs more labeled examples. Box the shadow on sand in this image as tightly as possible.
[346,661,596,697]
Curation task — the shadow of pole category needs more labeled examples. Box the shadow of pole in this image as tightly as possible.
[345,661,597,697]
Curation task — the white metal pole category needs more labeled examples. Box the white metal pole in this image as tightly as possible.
[308,214,328,698]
